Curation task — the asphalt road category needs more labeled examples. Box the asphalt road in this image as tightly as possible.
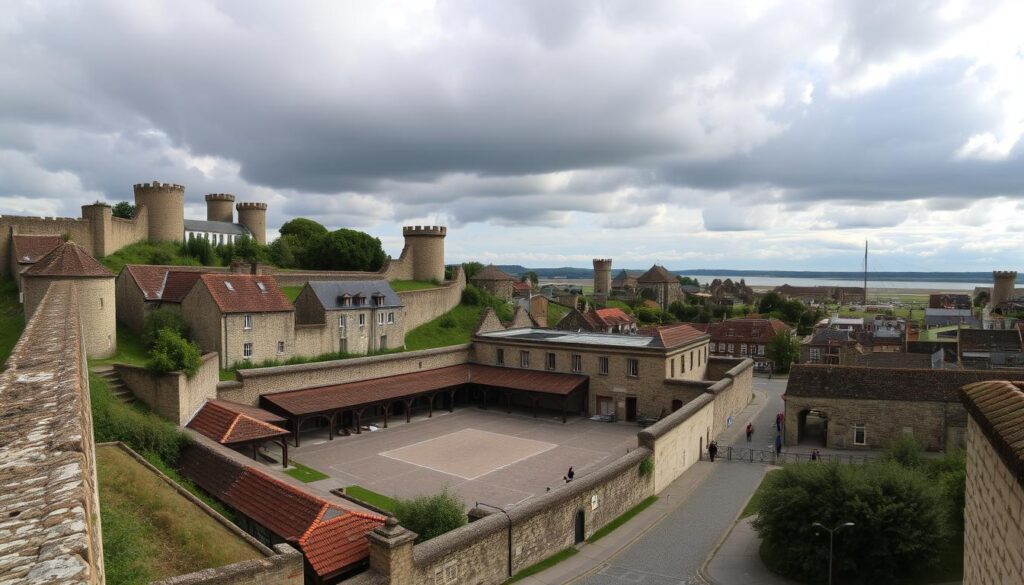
[575,376,788,585]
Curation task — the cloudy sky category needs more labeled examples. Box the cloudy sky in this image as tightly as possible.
[2,1,1022,271]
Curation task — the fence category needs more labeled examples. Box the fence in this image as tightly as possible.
[703,446,879,465]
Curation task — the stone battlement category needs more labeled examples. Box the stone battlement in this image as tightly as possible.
[133,181,185,191]
[402,225,447,236]
[993,270,1018,278]
[205,193,236,202]
[236,201,268,210]
[593,258,612,266]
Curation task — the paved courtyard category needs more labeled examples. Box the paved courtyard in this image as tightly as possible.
[278,407,638,509]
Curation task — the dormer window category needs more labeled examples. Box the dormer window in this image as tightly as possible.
[354,295,365,306]
[256,281,267,293]
[338,294,352,307]
[224,281,235,292]
[373,293,385,306]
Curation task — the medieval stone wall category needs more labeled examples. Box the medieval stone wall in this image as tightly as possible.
[0,282,104,584]
[116,353,219,425]
[397,265,466,330]
[23,276,116,359]
[963,417,1024,584]
[0,215,94,277]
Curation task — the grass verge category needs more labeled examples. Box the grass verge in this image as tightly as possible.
[505,548,579,583]
[740,469,780,519]
[390,279,440,292]
[346,485,398,512]
[586,496,658,543]
[285,461,329,483]
[0,278,24,368]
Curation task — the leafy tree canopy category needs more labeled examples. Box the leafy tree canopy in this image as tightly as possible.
[111,201,135,219]
[279,217,329,241]
[766,329,799,373]
[146,328,202,376]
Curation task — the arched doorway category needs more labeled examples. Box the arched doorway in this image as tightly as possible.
[797,409,829,447]
[574,510,585,543]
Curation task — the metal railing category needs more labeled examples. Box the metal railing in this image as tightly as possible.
[703,446,879,465]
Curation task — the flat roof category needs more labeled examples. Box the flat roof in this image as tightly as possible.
[478,327,659,348]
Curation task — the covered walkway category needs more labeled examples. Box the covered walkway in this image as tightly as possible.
[260,364,589,446]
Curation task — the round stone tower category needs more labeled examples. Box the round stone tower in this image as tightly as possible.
[593,258,612,302]
[992,270,1018,307]
[402,226,446,282]
[236,202,268,245]
[205,193,235,223]
[133,181,185,242]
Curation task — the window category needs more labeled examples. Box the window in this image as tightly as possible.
[387,312,395,324]
[740,344,748,356]
[598,356,609,375]
[225,281,236,292]
[670,360,675,378]
[377,312,385,325]
[243,314,253,330]
[339,315,346,330]
[496,348,505,366]
[545,353,556,371]
[681,355,686,373]
[359,314,366,327]
[99,297,103,309]
[689,352,694,370]
[758,344,766,356]
[853,424,866,445]
[519,351,530,368]
[277,341,285,354]
[243,343,253,359]
[627,358,639,378]
[727,343,734,354]
[809,348,821,362]
[256,281,268,293]
[571,354,582,373]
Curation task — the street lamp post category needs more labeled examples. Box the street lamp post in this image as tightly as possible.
[811,521,854,585]
[478,502,512,577]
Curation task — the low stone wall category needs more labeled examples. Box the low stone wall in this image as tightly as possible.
[0,281,104,584]
[116,353,219,425]
[639,394,715,493]
[218,345,472,405]
[708,358,754,437]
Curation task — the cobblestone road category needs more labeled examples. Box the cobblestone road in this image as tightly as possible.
[574,377,787,585]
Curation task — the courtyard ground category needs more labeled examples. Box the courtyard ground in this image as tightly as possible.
[269,407,639,510]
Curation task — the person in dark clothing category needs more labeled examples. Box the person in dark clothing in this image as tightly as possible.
[708,441,718,462]
[563,466,575,483]
[776,412,784,432]
[774,434,783,458]
[745,423,754,442]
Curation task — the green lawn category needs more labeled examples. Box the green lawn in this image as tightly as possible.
[404,304,488,350]
[281,286,303,302]
[390,279,440,292]
[89,324,149,368]
[0,279,24,368]
[345,485,397,512]
[505,548,578,583]
[285,461,329,483]
[586,496,658,543]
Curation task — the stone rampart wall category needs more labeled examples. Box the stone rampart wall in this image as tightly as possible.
[708,358,754,437]
[107,206,149,253]
[270,245,416,288]
[397,266,466,331]
[0,282,104,584]
[217,345,472,405]
[639,394,716,492]
[116,353,219,425]
[963,417,1024,584]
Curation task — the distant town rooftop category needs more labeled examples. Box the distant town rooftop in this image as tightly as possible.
[476,326,706,349]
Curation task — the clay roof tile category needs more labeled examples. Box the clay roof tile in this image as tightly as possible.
[22,241,112,278]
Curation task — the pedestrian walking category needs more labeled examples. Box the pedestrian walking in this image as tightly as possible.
[811,448,821,462]
[708,441,718,462]
[774,434,782,458]
[776,412,784,432]
[745,423,753,442]
[563,466,574,483]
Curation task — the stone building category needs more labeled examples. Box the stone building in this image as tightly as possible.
[611,269,640,295]
[773,284,865,305]
[556,307,637,334]
[799,328,862,365]
[293,280,405,354]
[20,241,116,358]
[8,234,63,289]
[636,264,684,310]
[958,328,1024,369]
[697,317,791,370]
[592,258,612,303]
[708,278,754,305]
[0,181,268,279]
[960,380,1024,585]
[181,273,295,368]
[114,264,220,332]
[470,264,517,300]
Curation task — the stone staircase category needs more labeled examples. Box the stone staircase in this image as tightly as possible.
[91,366,135,405]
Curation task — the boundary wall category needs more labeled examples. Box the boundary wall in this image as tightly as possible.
[116,353,220,425]
[0,282,104,584]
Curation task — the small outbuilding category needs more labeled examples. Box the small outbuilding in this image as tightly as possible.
[470,265,517,300]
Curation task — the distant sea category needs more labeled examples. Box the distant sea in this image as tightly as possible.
[676,274,990,292]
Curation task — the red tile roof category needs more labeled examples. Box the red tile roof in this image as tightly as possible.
[704,318,791,343]
[262,364,588,416]
[187,401,289,445]
[198,273,293,313]
[11,235,63,265]
[471,264,516,282]
[161,271,205,303]
[22,241,112,278]
[512,281,533,292]
[960,380,1024,490]
[300,511,385,578]
[637,323,709,348]
[121,264,216,300]
[593,308,634,327]
[209,399,287,424]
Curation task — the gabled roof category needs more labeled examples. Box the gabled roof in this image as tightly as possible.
[197,273,293,313]
[208,399,286,424]
[512,281,533,292]
[637,265,676,284]
[960,380,1024,490]
[300,511,385,579]
[161,271,205,303]
[11,235,63,265]
[636,323,709,348]
[306,281,402,310]
[705,318,791,343]
[22,241,112,278]
[184,219,251,236]
[471,265,516,282]
[959,328,1023,353]
[187,401,289,445]
[120,265,216,301]
[593,308,634,327]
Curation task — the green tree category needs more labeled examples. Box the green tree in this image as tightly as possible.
[522,271,539,285]
[973,290,989,307]
[146,329,202,376]
[142,309,191,349]
[392,490,466,543]
[461,262,484,280]
[267,236,297,268]
[303,229,387,271]
[758,291,783,314]
[232,235,267,264]
[766,329,799,373]
[636,306,662,325]
[678,276,699,287]
[180,237,217,265]
[111,201,135,219]
[279,217,329,241]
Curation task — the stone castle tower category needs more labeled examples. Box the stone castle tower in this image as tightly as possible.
[593,258,612,303]
[992,270,1018,307]
[236,202,268,245]
[205,193,235,223]
[133,181,185,243]
[402,226,446,282]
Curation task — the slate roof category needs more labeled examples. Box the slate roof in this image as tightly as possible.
[471,264,516,282]
[187,401,289,445]
[120,265,216,301]
[852,352,934,369]
[197,273,293,313]
[807,328,855,345]
[960,380,1024,490]
[637,323,710,348]
[11,235,63,265]
[180,443,384,578]
[307,281,402,310]
[184,219,251,236]
[637,264,676,284]
[786,364,1024,402]
[22,241,113,278]
[959,328,1023,353]
[262,364,588,416]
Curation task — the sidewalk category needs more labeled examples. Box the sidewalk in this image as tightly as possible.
[704,518,796,585]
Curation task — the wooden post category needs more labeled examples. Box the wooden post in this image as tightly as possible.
[448,390,456,413]
[383,402,389,428]
[252,444,258,461]
[354,410,362,434]
[328,414,334,440]
[405,398,413,423]
[281,439,288,468]
[294,417,301,447]
[428,393,434,418]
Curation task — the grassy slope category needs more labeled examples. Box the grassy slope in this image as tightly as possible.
[89,324,149,367]
[546,302,570,327]
[390,280,439,292]
[0,279,24,367]
[99,241,206,274]
[98,446,261,585]
[281,286,303,302]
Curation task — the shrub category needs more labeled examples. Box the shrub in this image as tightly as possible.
[439,314,457,329]
[180,237,217,265]
[142,309,190,349]
[639,457,654,477]
[461,285,485,306]
[392,489,466,543]
[147,329,202,376]
[91,375,189,464]
[636,307,662,325]
[883,434,924,468]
